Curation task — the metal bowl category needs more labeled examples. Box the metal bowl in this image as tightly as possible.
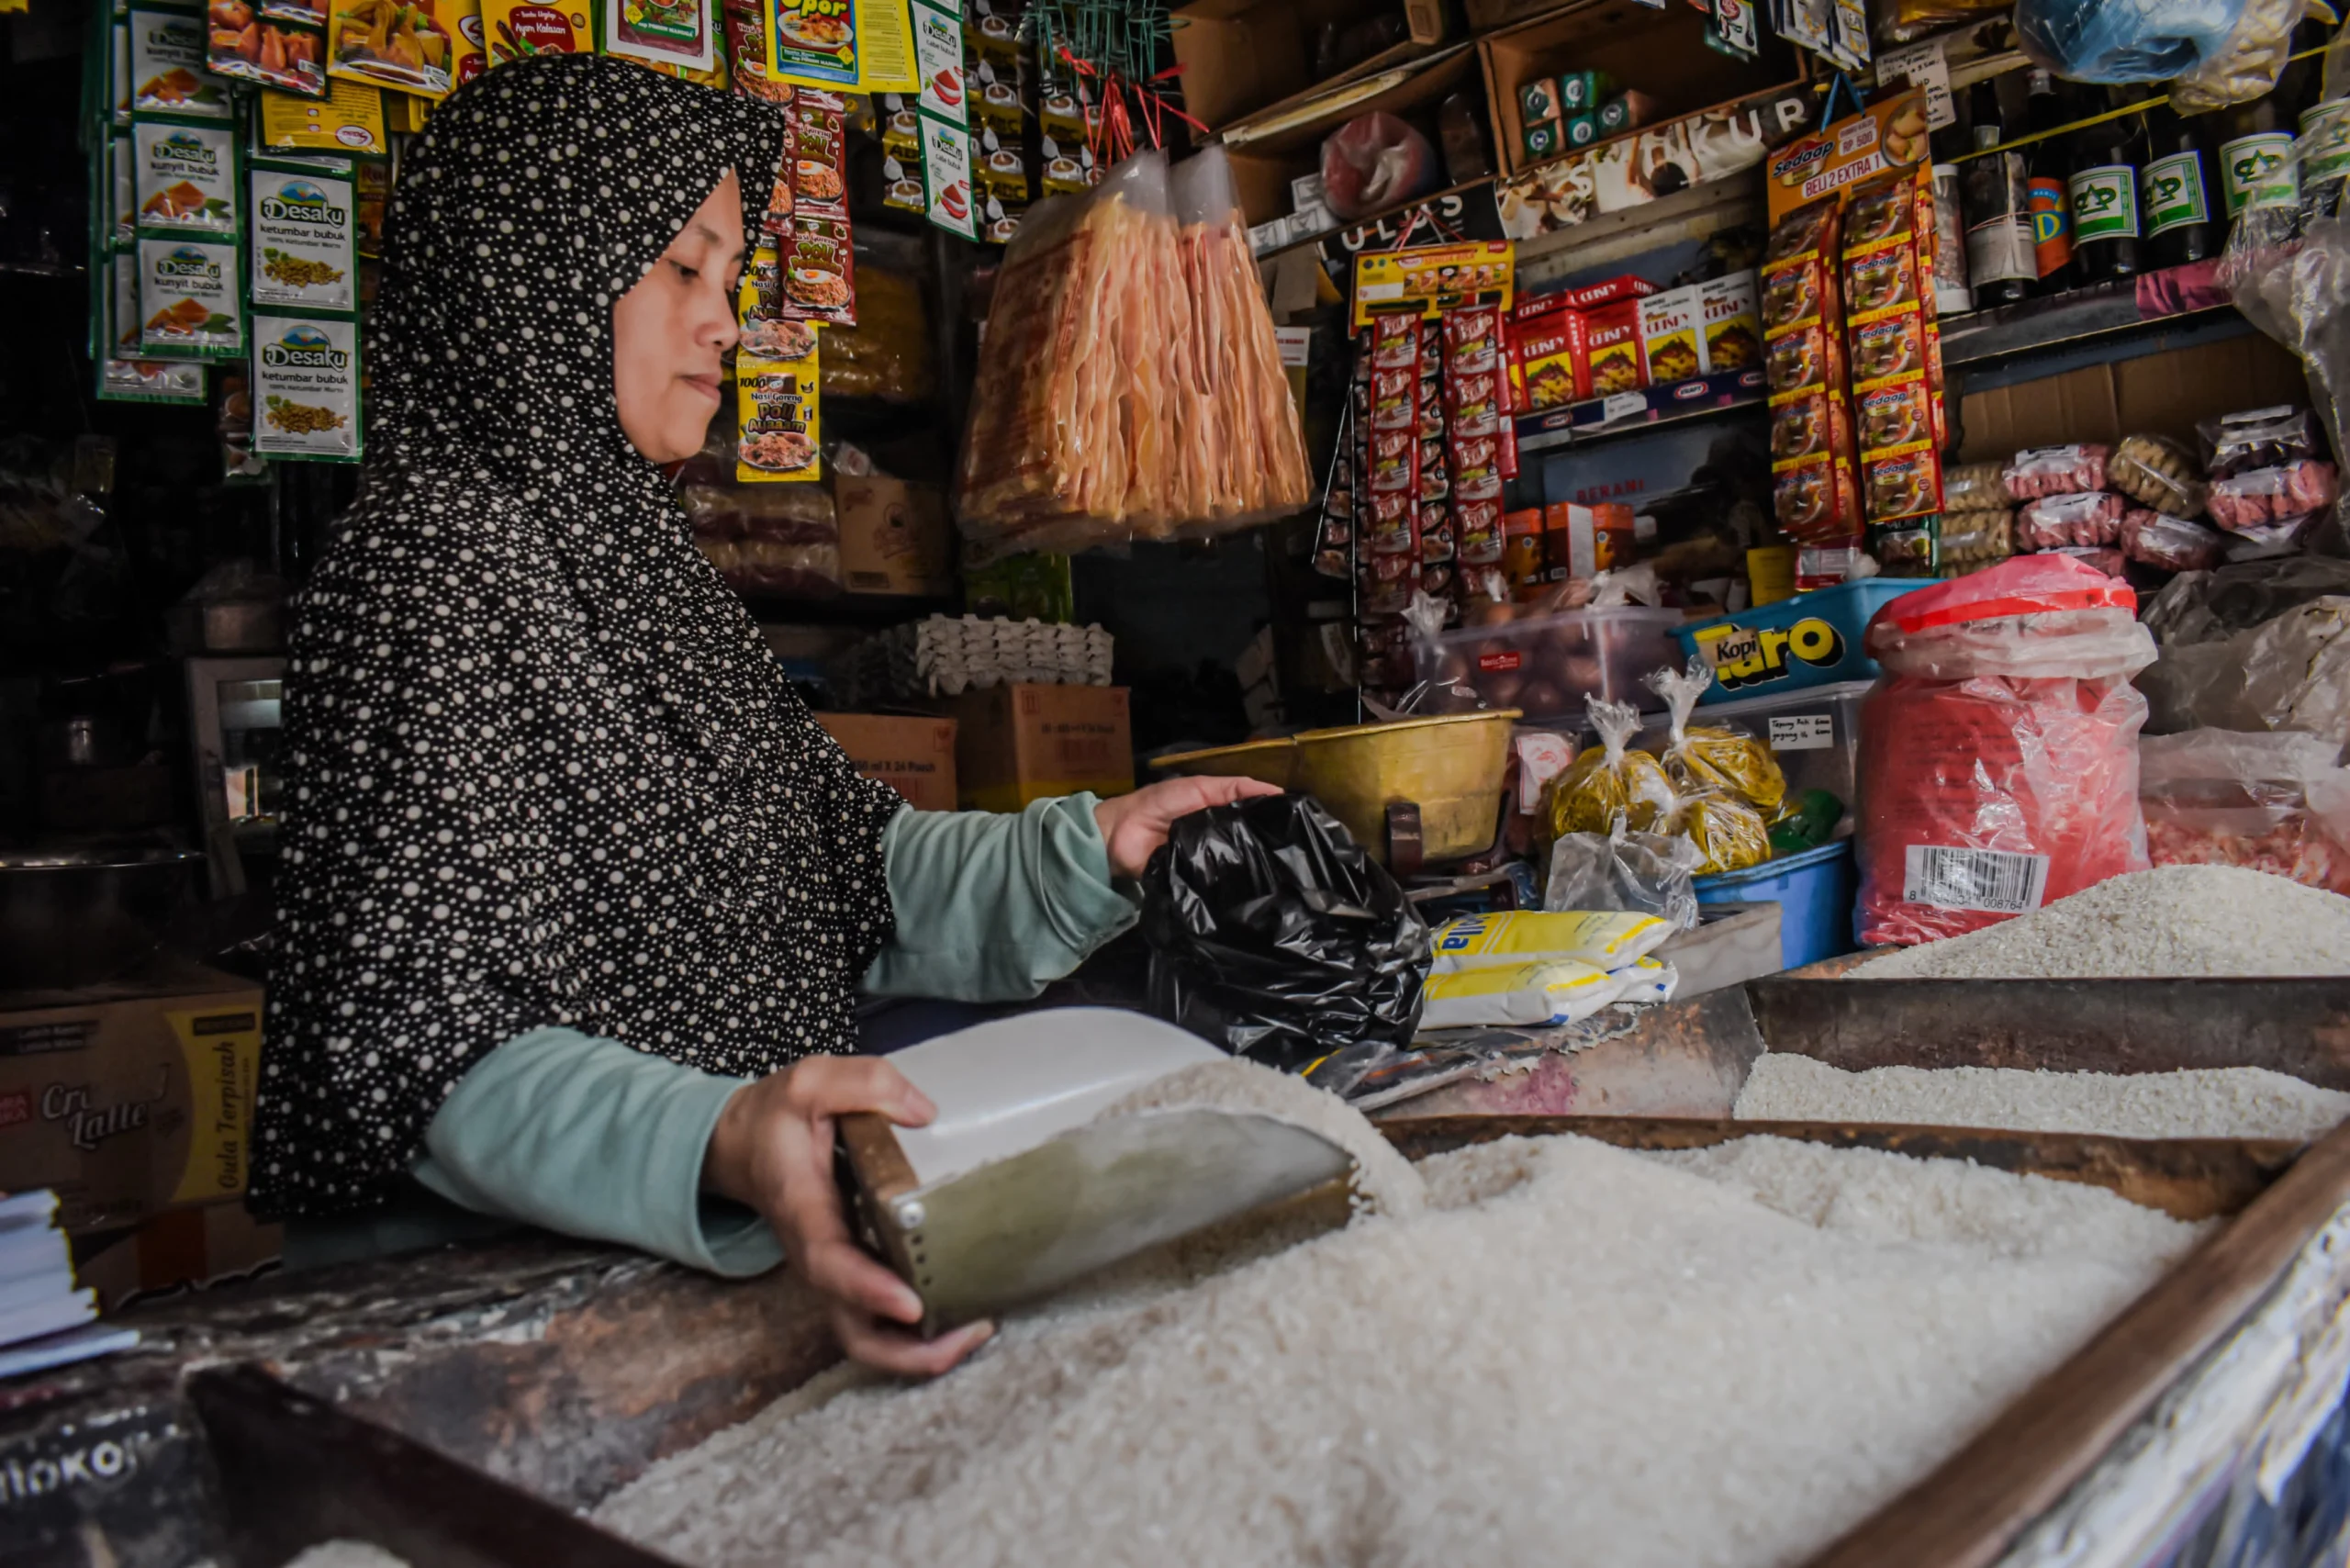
[1150,710,1522,867]
[0,846,207,991]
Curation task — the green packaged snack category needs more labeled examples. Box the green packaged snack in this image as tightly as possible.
[137,235,244,357]
[128,7,230,118]
[133,118,240,237]
[251,309,362,461]
[250,159,357,312]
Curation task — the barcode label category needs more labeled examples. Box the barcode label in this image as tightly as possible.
[1769,714,1835,751]
[1903,846,2051,914]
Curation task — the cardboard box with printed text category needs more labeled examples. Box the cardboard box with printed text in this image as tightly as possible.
[938,684,1134,812]
[813,712,960,812]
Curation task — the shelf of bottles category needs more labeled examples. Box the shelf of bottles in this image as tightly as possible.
[1938,27,2337,330]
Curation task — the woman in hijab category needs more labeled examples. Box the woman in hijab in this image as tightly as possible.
[252,54,1270,1377]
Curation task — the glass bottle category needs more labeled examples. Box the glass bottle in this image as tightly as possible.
[2141,100,2216,268]
[1963,81,2034,306]
[2023,70,2076,293]
[2068,85,2144,283]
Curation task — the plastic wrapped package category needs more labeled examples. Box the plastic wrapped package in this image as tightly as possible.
[1321,112,1438,222]
[1662,791,1772,875]
[2003,443,2111,498]
[2138,556,2350,733]
[1941,461,2013,511]
[955,149,1309,556]
[1855,554,2158,946]
[684,481,843,597]
[1546,697,1677,839]
[2053,545,2131,576]
[2207,461,2339,530]
[1167,149,1315,537]
[2168,0,2306,111]
[1645,656,1788,816]
[2108,432,2210,516]
[2017,489,2128,547]
[1544,811,1703,930]
[2017,0,2248,81]
[1878,0,2018,42]
[2198,406,2325,476]
[2223,512,2322,559]
[819,264,934,402]
[2139,728,2350,891]
[2122,508,2228,570]
[1138,792,1432,1069]
[1939,508,2014,573]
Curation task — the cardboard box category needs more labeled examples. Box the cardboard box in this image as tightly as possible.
[1698,271,1762,374]
[835,476,955,598]
[73,1198,282,1312]
[1513,311,1588,409]
[1955,332,2308,463]
[0,958,263,1236]
[941,684,1134,812]
[813,712,960,812]
[1583,299,1648,396]
[1478,0,1785,175]
[1638,285,1704,385]
[1170,0,1448,136]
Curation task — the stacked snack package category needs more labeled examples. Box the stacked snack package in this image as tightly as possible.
[1645,659,1774,874]
[956,149,1310,558]
[1762,197,1861,551]
[2108,431,2227,572]
[1935,461,2013,577]
[2003,443,2127,575]
[1855,554,2156,946]
[2199,406,2339,561]
[1843,162,1945,574]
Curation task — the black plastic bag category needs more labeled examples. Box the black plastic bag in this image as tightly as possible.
[1139,792,1433,1070]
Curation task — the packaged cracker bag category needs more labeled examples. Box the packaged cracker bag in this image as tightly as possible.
[1664,791,1773,875]
[1546,696,1676,840]
[1646,656,1788,818]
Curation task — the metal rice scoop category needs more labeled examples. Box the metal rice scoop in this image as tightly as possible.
[838,1008,1357,1338]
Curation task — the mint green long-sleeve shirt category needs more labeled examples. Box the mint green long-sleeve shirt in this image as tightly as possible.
[382,795,1136,1276]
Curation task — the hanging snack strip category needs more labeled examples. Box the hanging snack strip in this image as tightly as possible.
[1762,196,1859,547]
[1360,312,1425,622]
[1841,166,1946,571]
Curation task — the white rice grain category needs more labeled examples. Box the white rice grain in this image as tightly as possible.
[281,1545,410,1568]
[595,1134,2202,1568]
[1735,1055,2350,1142]
[1851,866,2350,979]
[1101,1057,1428,1217]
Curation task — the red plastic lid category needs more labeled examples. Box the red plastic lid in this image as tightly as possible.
[1869,553,2136,635]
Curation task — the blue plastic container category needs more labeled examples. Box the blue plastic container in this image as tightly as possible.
[1673,579,1931,704]
[1694,839,1856,972]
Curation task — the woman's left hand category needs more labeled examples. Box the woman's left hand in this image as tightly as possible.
[1093,776,1284,879]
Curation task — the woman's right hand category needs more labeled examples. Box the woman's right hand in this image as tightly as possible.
[703,1055,993,1377]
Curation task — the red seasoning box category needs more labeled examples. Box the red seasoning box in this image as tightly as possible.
[1583,300,1647,397]
[1511,310,1587,410]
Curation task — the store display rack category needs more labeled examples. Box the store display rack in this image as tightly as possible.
[1514,365,1766,454]
[1939,259,2245,372]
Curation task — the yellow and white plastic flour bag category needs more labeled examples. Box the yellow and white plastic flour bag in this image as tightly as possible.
[1607,956,1679,1006]
[1420,960,1626,1029]
[1428,910,1673,973]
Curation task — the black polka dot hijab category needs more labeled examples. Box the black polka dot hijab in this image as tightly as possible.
[252,53,904,1218]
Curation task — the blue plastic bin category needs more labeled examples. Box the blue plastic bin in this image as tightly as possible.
[1674,579,1931,703]
[1694,839,1856,972]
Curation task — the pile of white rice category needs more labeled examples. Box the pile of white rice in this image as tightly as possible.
[595,1113,2204,1567]
[1736,1055,2350,1141]
[1852,865,2350,980]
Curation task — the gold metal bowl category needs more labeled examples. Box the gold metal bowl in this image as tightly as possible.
[1150,710,1522,867]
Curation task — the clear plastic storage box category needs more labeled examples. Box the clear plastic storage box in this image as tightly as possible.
[1634,679,1873,824]
[1413,607,1687,722]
